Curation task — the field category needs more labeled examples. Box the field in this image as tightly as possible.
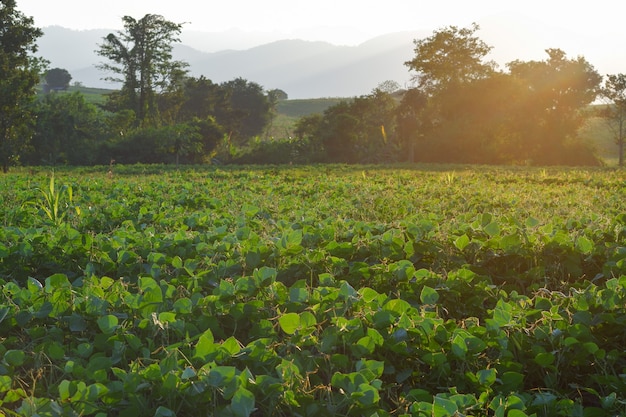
[1,164,625,416]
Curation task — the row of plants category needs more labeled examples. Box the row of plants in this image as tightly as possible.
[0,164,625,416]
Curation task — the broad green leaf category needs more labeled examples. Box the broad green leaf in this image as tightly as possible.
[420,285,439,304]
[207,366,237,387]
[154,406,176,417]
[194,329,215,359]
[181,367,196,380]
[97,314,119,334]
[171,256,183,269]
[534,352,555,367]
[278,312,300,335]
[454,234,470,251]
[299,311,317,328]
[0,375,11,393]
[45,273,70,292]
[383,298,411,315]
[231,387,255,417]
[4,350,26,366]
[69,313,87,332]
[483,221,501,237]
[507,410,529,417]
[477,369,497,386]
[433,395,458,416]
[576,236,594,254]
[352,383,380,406]
[451,334,468,358]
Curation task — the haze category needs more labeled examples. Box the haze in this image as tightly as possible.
[16,0,626,97]
[18,0,626,48]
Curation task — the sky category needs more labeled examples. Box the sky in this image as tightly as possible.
[16,0,626,80]
[17,0,625,46]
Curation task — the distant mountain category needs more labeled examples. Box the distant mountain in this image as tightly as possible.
[34,26,426,98]
[34,16,619,99]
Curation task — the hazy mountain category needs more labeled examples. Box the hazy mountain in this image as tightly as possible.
[34,15,618,99]
[35,26,424,98]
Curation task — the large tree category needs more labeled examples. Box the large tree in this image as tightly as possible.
[507,49,602,164]
[44,67,72,91]
[216,78,272,142]
[97,14,188,127]
[0,0,46,172]
[600,73,626,166]
[404,23,496,95]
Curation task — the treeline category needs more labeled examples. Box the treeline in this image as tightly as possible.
[294,26,606,166]
[4,5,625,169]
[23,77,277,166]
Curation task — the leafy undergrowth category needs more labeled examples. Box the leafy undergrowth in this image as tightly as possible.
[0,164,625,416]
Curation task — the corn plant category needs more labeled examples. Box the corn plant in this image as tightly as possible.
[28,174,80,226]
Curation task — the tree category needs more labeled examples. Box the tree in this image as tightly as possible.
[27,92,107,165]
[97,14,188,127]
[404,23,495,95]
[216,78,272,142]
[507,49,602,164]
[0,0,46,172]
[44,67,72,91]
[600,73,626,166]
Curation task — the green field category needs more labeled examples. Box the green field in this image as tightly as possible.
[0,164,624,416]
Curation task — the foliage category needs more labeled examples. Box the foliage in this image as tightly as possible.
[600,73,626,166]
[43,67,72,91]
[216,77,273,143]
[404,23,496,95]
[26,92,108,165]
[96,14,188,127]
[0,164,625,416]
[507,48,603,165]
[0,0,46,172]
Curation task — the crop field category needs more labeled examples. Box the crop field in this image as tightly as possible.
[0,164,625,416]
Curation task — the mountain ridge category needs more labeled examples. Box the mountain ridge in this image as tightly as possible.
[35,15,620,99]
[34,26,426,98]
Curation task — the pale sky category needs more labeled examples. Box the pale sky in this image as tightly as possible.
[17,0,624,45]
[16,0,626,78]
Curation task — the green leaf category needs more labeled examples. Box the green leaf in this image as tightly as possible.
[507,410,529,417]
[69,314,87,332]
[476,369,497,386]
[207,366,237,387]
[383,298,411,315]
[420,285,439,304]
[534,352,555,367]
[483,221,501,237]
[433,395,458,416]
[576,236,594,254]
[154,406,176,417]
[194,329,216,360]
[278,312,300,335]
[97,314,119,334]
[181,367,196,380]
[171,256,183,269]
[231,387,255,417]
[0,375,11,393]
[4,350,26,366]
[454,234,470,251]
[451,334,468,358]
[44,273,70,292]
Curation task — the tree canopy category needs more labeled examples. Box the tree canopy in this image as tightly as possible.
[0,0,46,172]
[405,23,496,95]
[44,67,72,91]
[97,14,188,127]
[600,73,626,166]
